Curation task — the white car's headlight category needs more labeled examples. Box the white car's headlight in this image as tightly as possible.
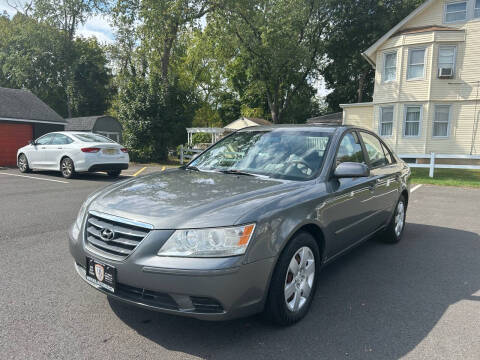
[157,224,256,257]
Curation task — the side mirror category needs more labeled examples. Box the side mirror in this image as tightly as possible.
[29,140,36,146]
[334,162,370,178]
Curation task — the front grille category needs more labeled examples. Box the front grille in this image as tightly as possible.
[85,211,152,261]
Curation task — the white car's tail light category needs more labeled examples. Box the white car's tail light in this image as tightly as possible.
[121,148,128,153]
[81,147,101,153]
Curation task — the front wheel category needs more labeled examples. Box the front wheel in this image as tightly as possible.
[382,195,407,244]
[18,154,31,173]
[60,157,75,179]
[107,170,121,178]
[264,232,320,326]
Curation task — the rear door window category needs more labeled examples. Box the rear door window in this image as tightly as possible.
[51,134,74,145]
[359,132,388,168]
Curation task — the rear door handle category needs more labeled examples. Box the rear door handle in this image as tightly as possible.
[41,147,46,149]
[57,147,63,149]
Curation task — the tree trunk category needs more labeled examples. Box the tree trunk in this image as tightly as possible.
[357,69,368,103]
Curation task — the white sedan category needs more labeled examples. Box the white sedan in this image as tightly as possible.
[17,132,129,178]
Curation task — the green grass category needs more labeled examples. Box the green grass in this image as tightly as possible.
[411,168,480,188]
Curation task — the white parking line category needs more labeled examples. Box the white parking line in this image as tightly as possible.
[410,184,423,193]
[0,172,69,184]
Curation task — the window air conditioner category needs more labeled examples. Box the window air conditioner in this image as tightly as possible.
[438,68,454,79]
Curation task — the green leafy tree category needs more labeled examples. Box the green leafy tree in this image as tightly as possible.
[210,0,325,123]
[321,0,424,111]
[0,13,112,117]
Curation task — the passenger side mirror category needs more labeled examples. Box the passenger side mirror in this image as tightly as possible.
[334,162,370,178]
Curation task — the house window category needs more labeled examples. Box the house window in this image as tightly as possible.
[404,106,422,137]
[438,45,456,76]
[380,106,394,136]
[383,52,397,82]
[407,48,426,80]
[445,1,467,22]
[475,0,480,17]
[433,105,451,137]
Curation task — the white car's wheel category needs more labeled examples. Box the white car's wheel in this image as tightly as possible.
[18,154,31,173]
[61,157,76,179]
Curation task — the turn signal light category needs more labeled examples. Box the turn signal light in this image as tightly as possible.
[81,147,101,153]
[120,148,128,153]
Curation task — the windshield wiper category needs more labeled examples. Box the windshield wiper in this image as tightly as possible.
[219,169,256,177]
[185,165,200,171]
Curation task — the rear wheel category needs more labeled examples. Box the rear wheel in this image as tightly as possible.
[107,170,121,178]
[18,154,31,173]
[265,232,320,326]
[60,157,75,179]
[382,195,407,243]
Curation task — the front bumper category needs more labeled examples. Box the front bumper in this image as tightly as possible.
[69,225,275,320]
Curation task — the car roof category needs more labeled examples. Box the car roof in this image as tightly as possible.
[47,131,98,137]
[237,124,355,134]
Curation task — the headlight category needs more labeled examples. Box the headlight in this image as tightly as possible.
[157,224,256,257]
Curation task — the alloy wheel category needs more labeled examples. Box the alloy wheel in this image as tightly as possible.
[395,201,405,237]
[62,159,73,177]
[18,155,27,171]
[284,246,315,312]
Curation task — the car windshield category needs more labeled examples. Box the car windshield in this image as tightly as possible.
[188,130,332,181]
[73,133,115,143]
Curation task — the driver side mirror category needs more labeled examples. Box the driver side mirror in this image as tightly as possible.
[334,162,370,178]
[29,140,36,146]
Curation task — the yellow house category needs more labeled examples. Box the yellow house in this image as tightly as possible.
[341,0,480,156]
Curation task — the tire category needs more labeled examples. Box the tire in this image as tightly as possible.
[60,157,75,179]
[18,154,31,173]
[265,231,320,326]
[382,195,407,244]
[107,170,121,178]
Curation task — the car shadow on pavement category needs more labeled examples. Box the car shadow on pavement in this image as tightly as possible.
[30,170,130,182]
[108,223,480,359]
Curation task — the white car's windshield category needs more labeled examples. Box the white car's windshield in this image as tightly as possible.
[73,133,115,143]
[188,130,332,180]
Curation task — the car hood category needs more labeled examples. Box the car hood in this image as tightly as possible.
[89,169,300,228]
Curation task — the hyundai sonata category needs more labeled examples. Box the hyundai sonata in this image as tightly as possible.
[69,125,410,325]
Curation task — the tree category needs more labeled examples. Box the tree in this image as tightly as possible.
[33,0,108,117]
[320,0,423,112]
[210,0,325,123]
[0,13,112,117]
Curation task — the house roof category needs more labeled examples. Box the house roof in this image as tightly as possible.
[362,0,437,65]
[307,112,343,125]
[0,87,65,124]
[393,25,461,36]
[224,117,272,130]
[65,115,118,131]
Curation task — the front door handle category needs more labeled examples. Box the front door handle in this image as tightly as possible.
[57,147,63,149]
[41,147,46,149]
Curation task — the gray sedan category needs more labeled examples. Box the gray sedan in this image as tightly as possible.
[69,125,410,325]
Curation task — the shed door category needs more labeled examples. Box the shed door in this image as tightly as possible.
[0,123,33,166]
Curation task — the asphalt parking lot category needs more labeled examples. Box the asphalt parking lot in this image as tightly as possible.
[1,169,479,360]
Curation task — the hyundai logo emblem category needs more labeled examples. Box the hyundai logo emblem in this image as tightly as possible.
[100,228,115,241]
